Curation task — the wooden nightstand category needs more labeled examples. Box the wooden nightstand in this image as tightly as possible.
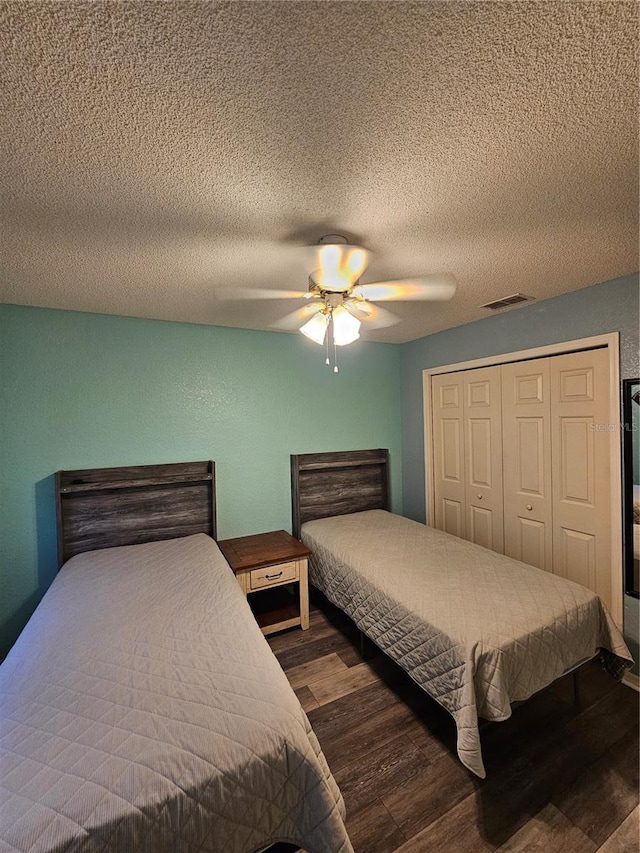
[218,530,311,635]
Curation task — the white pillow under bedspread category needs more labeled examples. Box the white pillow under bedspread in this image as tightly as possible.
[0,534,352,853]
[302,510,633,779]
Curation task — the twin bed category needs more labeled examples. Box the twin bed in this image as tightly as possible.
[1,462,352,853]
[291,449,633,779]
[1,451,633,851]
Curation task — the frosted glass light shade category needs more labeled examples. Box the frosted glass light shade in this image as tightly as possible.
[300,311,329,344]
[332,305,360,346]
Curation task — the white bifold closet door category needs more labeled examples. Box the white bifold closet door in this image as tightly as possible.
[463,367,504,553]
[431,347,613,611]
[549,349,611,607]
[431,371,466,539]
[502,358,553,571]
[432,366,504,553]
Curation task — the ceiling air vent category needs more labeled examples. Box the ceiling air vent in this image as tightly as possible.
[481,293,534,311]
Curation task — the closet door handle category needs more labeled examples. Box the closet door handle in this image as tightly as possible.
[526,504,533,511]
[477,494,483,500]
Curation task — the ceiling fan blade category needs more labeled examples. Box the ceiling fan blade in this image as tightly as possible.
[215,287,311,301]
[271,302,323,331]
[355,276,457,302]
[344,300,400,329]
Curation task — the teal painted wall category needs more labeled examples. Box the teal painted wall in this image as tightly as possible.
[0,304,402,658]
[399,272,640,668]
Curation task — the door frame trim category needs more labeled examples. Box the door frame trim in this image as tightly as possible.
[422,332,622,626]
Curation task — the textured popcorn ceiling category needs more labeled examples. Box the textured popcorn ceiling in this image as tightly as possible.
[1,1,637,343]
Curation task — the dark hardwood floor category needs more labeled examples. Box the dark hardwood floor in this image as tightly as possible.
[267,598,640,853]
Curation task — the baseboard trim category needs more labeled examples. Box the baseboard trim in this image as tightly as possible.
[622,671,640,692]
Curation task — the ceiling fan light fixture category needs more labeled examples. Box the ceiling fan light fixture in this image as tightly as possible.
[313,241,371,292]
[300,311,329,345]
[332,304,361,346]
[289,235,455,370]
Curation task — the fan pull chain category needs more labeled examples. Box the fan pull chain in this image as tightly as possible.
[325,328,330,366]
[333,343,338,373]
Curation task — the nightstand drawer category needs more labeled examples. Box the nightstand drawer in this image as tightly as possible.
[250,560,298,590]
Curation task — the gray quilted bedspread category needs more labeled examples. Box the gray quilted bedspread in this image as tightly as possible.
[0,534,352,853]
[302,510,633,779]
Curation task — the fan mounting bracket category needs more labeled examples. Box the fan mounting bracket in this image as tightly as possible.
[317,234,349,246]
[308,273,361,296]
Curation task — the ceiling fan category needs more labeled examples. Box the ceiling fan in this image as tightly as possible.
[219,234,457,371]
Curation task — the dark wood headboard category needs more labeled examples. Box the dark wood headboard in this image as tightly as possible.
[290,449,390,538]
[55,461,216,567]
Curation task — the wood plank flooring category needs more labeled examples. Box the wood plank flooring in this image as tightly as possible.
[267,598,640,853]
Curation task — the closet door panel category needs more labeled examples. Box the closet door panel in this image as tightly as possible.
[502,359,552,571]
[559,528,596,591]
[551,348,611,609]
[432,373,465,537]
[463,366,504,553]
[442,499,464,538]
[516,518,547,569]
[468,505,494,550]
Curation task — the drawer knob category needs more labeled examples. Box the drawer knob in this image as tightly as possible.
[526,504,533,511]
[477,494,482,500]
[265,571,283,580]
